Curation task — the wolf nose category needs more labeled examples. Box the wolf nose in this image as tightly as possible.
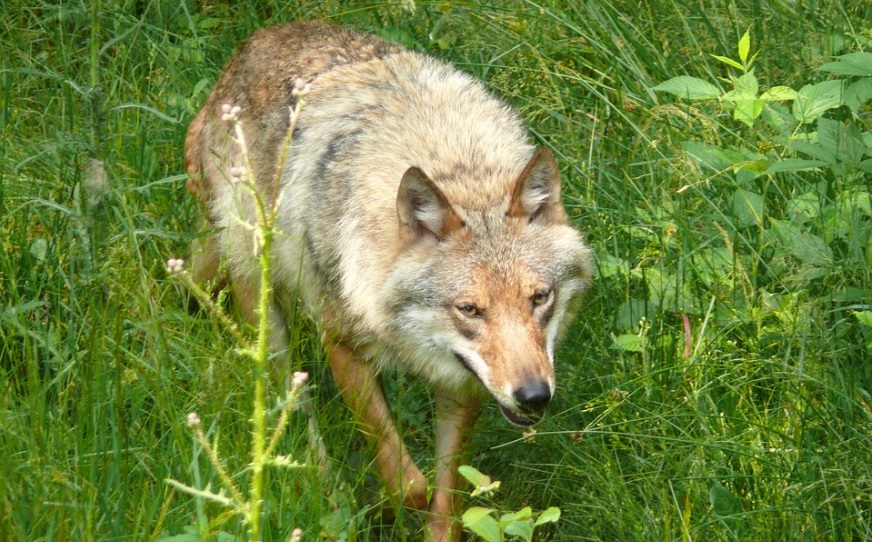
[513,381,552,413]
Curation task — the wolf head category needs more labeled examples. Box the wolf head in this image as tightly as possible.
[384,148,591,426]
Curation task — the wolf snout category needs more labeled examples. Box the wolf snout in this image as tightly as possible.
[513,380,552,413]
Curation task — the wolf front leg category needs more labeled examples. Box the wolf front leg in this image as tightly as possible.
[426,393,482,542]
[327,342,429,510]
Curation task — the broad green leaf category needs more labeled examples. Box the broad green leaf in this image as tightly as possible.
[502,520,533,541]
[722,72,761,126]
[710,54,745,71]
[789,140,837,164]
[728,189,765,227]
[721,88,754,103]
[738,29,751,65]
[682,141,739,171]
[735,159,770,174]
[761,102,797,136]
[643,268,701,314]
[733,70,759,96]
[765,158,826,174]
[816,118,866,170]
[786,192,822,221]
[844,77,872,114]
[854,311,872,329]
[464,507,496,523]
[817,52,872,76]
[793,80,845,123]
[594,252,628,279]
[615,299,647,332]
[652,76,721,100]
[838,190,872,217]
[760,86,797,101]
[707,146,753,167]
[613,334,644,352]
[732,98,764,127]
[832,288,869,303]
[770,219,833,267]
[463,507,502,542]
[534,507,562,526]
[499,507,533,523]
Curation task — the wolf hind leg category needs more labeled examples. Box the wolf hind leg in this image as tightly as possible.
[327,342,429,510]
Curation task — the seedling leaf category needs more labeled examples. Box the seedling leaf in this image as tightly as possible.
[503,520,533,541]
[463,507,502,542]
[738,29,751,65]
[459,465,501,497]
[535,507,562,526]
[613,334,644,352]
[711,54,745,71]
[499,507,533,523]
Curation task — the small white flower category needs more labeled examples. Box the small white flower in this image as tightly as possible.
[229,166,247,183]
[291,78,311,98]
[187,412,201,428]
[290,527,303,541]
[221,104,242,121]
[166,258,185,273]
[292,371,309,387]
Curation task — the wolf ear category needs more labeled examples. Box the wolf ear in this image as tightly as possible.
[508,148,567,224]
[397,167,463,242]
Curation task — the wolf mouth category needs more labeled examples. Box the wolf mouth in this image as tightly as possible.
[453,352,545,427]
[499,405,542,427]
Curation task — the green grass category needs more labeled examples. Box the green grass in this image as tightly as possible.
[2,1,871,540]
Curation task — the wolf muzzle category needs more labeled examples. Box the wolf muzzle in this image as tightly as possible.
[454,352,552,426]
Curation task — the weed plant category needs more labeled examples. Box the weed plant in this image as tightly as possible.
[1,1,870,541]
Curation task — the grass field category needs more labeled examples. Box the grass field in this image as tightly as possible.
[2,1,871,540]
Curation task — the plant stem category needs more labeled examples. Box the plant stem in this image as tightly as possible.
[249,150,274,542]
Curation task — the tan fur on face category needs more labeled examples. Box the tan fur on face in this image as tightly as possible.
[455,261,555,401]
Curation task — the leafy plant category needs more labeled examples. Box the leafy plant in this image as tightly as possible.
[611,28,872,342]
[164,91,312,542]
[459,466,560,542]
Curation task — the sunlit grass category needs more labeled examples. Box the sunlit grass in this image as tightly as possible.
[1,1,870,540]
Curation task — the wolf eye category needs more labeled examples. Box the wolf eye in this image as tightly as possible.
[531,289,552,307]
[457,304,482,318]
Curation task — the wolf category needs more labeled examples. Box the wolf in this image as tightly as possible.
[184,20,592,541]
